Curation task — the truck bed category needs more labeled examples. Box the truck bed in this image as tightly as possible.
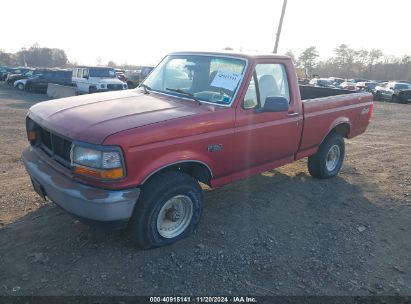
[299,85,357,101]
[297,86,373,159]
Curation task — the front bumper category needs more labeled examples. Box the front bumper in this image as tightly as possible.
[22,147,140,222]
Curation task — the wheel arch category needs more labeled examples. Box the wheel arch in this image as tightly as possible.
[318,120,351,147]
[141,160,213,186]
[331,122,351,138]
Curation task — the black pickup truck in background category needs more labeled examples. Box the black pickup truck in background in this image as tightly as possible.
[25,69,73,93]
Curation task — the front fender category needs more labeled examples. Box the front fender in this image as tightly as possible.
[135,150,214,185]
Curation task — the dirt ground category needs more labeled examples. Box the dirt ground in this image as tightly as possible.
[0,83,410,296]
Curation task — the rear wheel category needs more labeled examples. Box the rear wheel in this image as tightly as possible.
[308,133,345,179]
[128,171,203,249]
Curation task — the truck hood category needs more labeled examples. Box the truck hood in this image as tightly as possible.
[28,90,204,144]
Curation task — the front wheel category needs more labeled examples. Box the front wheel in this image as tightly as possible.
[374,91,381,101]
[128,171,203,249]
[308,133,345,179]
[17,83,24,91]
[391,95,398,103]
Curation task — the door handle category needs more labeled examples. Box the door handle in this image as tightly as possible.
[288,113,299,117]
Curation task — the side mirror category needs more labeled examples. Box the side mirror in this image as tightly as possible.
[256,97,289,113]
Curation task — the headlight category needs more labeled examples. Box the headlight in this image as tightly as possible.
[71,144,125,180]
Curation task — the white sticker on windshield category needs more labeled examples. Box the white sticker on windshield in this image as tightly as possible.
[210,71,242,91]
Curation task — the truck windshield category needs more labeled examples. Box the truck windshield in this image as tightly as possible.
[89,68,116,78]
[141,54,247,105]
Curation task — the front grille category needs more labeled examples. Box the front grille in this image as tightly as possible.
[27,118,72,168]
[107,84,124,91]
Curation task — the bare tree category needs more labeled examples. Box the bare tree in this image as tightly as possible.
[107,61,117,67]
[298,46,319,76]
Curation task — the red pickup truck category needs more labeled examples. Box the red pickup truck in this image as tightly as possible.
[22,52,373,248]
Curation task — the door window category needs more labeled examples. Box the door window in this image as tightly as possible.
[243,75,258,109]
[255,64,290,107]
[243,64,290,109]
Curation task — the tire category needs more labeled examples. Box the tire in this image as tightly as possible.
[17,83,24,91]
[128,171,203,249]
[374,91,381,101]
[89,86,97,94]
[308,133,345,179]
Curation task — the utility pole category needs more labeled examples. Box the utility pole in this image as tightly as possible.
[273,0,288,54]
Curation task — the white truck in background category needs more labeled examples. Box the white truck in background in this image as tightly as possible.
[72,66,127,94]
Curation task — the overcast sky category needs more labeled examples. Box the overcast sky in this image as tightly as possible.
[1,0,410,66]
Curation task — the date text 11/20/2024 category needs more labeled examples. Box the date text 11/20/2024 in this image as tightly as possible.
[149,296,257,303]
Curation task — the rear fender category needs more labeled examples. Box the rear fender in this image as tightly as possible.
[320,118,351,146]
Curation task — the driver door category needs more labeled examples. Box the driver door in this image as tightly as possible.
[233,62,302,175]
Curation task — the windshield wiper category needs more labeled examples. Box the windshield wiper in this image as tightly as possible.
[139,83,151,94]
[166,88,201,105]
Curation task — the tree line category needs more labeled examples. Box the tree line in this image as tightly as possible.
[286,45,411,81]
[0,44,68,68]
[0,45,142,70]
[1,44,410,81]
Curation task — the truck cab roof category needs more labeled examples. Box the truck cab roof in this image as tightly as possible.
[169,51,291,61]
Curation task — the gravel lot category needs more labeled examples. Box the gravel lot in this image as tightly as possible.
[0,83,410,296]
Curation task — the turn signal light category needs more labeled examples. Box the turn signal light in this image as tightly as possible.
[368,103,374,121]
[28,130,37,144]
[73,166,124,180]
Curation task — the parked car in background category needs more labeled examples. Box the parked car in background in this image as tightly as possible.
[72,67,128,94]
[355,82,378,93]
[13,69,49,90]
[14,78,29,90]
[348,78,369,83]
[5,68,34,85]
[25,69,73,93]
[115,69,127,83]
[309,78,335,88]
[328,77,345,86]
[374,81,411,103]
[4,67,27,83]
[339,82,357,90]
[0,67,15,81]
[125,66,154,88]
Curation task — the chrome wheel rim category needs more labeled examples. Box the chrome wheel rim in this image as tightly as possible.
[156,195,194,238]
[18,84,24,90]
[326,145,341,171]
